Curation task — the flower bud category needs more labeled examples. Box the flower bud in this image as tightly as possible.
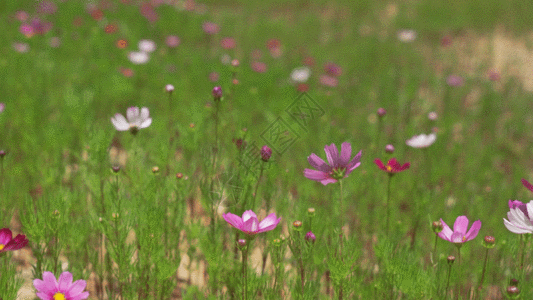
[377,108,386,117]
[305,231,316,243]
[112,212,119,219]
[212,86,222,101]
[237,239,247,249]
[385,144,394,154]
[112,166,121,173]
[165,84,174,93]
[152,166,159,174]
[272,238,282,247]
[231,59,240,67]
[0,150,6,158]
[176,172,183,179]
[482,236,495,249]
[432,220,443,234]
[292,220,303,231]
[510,278,519,286]
[428,112,438,121]
[261,145,272,162]
[447,255,455,265]
[507,286,520,298]
[307,207,315,217]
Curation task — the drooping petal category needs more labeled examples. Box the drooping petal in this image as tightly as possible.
[257,213,281,233]
[339,142,352,167]
[504,209,533,234]
[111,114,130,131]
[3,234,27,251]
[464,220,481,241]
[307,153,332,172]
[374,158,386,171]
[324,143,339,167]
[58,271,73,292]
[438,218,453,241]
[126,107,140,122]
[223,213,244,231]
[320,178,338,185]
[453,216,469,235]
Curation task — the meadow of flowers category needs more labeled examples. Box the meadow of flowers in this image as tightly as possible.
[2,0,533,299]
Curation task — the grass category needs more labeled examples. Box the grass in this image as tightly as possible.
[1,0,533,299]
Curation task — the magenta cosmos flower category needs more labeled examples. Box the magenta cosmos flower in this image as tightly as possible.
[0,228,28,253]
[438,216,481,245]
[223,210,281,237]
[374,158,410,174]
[304,142,362,185]
[33,271,89,300]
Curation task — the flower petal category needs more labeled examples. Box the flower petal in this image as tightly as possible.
[140,107,150,121]
[58,271,73,292]
[126,107,139,123]
[0,228,12,245]
[242,213,259,233]
[257,213,281,233]
[139,118,152,129]
[522,179,533,193]
[304,169,327,182]
[339,142,352,167]
[453,216,469,235]
[345,150,362,173]
[66,279,88,298]
[324,143,339,167]
[374,158,386,171]
[111,114,129,131]
[438,218,453,241]
[307,153,332,172]
[222,213,243,231]
[464,220,481,241]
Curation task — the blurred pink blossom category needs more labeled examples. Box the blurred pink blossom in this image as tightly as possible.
[324,62,342,77]
[447,75,464,87]
[251,62,267,73]
[203,22,219,34]
[15,11,28,21]
[37,1,57,15]
[221,37,236,49]
[320,75,338,87]
[209,72,219,82]
[12,42,29,53]
[166,35,180,48]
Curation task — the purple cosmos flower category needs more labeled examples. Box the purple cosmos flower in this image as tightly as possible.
[504,200,533,234]
[521,179,533,193]
[304,142,362,185]
[374,158,410,174]
[223,210,281,237]
[438,216,481,244]
[212,86,222,100]
[33,271,89,300]
[0,228,28,253]
[111,107,152,134]
[202,22,219,34]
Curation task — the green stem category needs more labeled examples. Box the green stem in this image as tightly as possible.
[213,100,220,174]
[444,262,453,300]
[477,248,489,295]
[339,179,344,228]
[386,174,393,236]
[242,245,248,300]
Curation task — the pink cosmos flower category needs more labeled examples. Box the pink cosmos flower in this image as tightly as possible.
[504,200,533,234]
[251,62,267,73]
[374,158,410,174]
[319,75,338,87]
[223,210,281,237]
[221,37,236,49]
[438,216,481,244]
[202,22,219,34]
[521,179,533,193]
[304,142,362,185]
[33,271,89,300]
[0,228,28,253]
[165,35,180,48]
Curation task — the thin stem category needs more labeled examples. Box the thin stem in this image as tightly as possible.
[444,262,453,300]
[339,179,344,229]
[213,100,220,173]
[386,174,393,236]
[242,245,248,300]
[252,163,264,204]
[338,233,344,300]
[477,248,490,294]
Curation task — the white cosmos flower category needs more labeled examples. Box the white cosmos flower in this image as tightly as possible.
[138,39,156,53]
[406,133,436,148]
[397,29,417,43]
[111,107,152,134]
[504,200,533,234]
[128,51,150,64]
[290,67,311,83]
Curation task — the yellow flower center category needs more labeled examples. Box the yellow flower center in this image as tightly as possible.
[0,244,4,251]
[53,292,66,300]
[386,166,392,172]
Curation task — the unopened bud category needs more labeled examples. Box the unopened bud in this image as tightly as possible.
[447,255,455,265]
[483,236,495,249]
[112,166,121,173]
[212,86,222,101]
[231,59,240,67]
[152,166,159,174]
[385,144,394,154]
[377,108,386,117]
[272,238,281,247]
[261,145,272,162]
[293,221,303,231]
[428,111,438,121]
[305,231,316,243]
[112,213,119,219]
[237,239,247,249]
[510,278,519,286]
[432,221,443,234]
[176,172,183,179]
[0,150,6,158]
[165,84,174,93]
[507,286,520,298]
[307,207,315,217]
